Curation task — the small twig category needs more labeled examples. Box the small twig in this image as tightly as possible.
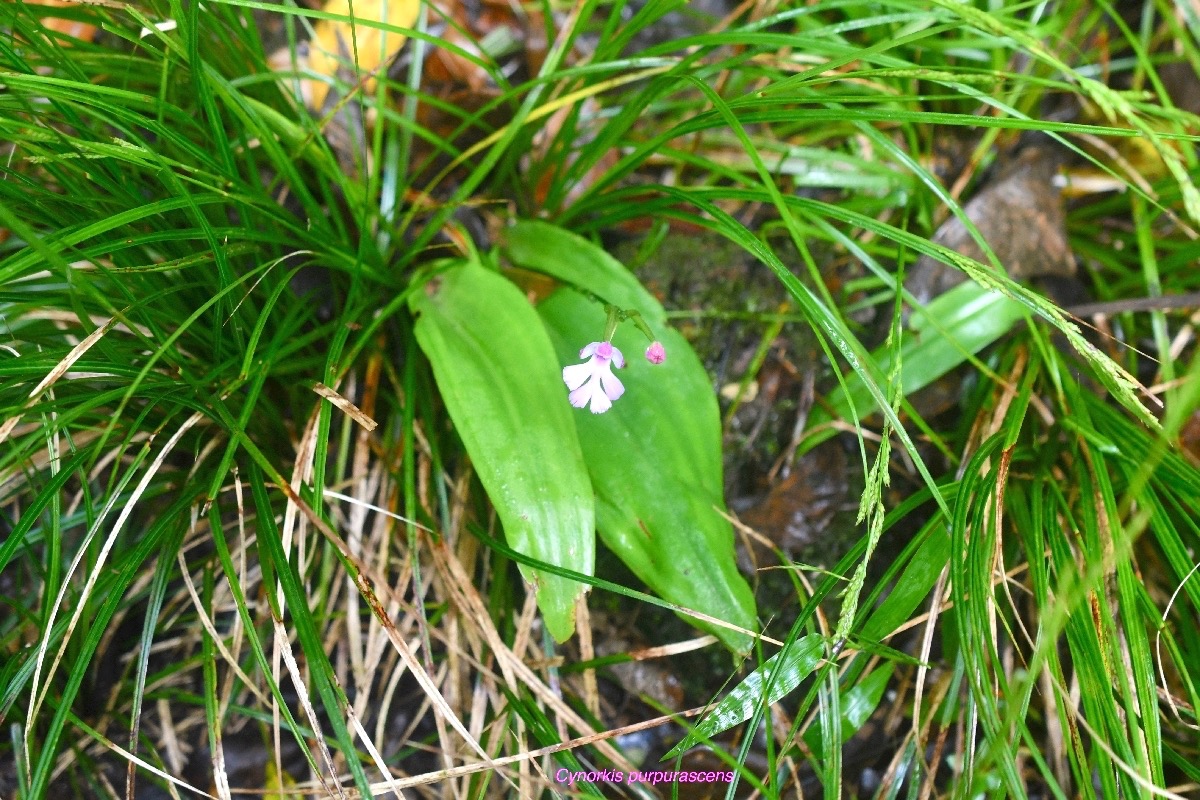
[1066,291,1200,317]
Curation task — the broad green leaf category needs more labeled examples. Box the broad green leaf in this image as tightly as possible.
[803,663,895,752]
[507,221,755,653]
[827,281,1027,421]
[538,289,755,654]
[663,634,826,759]
[502,219,665,321]
[410,261,594,642]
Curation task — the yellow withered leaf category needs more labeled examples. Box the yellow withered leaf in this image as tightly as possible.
[27,1,99,44]
[306,0,419,112]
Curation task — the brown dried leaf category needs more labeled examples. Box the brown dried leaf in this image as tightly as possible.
[312,382,377,431]
[906,146,1075,306]
[1181,409,1200,463]
[1160,61,1200,116]
[738,442,848,571]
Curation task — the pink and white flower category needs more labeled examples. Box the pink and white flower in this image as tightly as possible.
[645,341,665,364]
[562,341,625,414]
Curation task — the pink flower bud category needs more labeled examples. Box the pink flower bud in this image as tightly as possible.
[645,341,665,365]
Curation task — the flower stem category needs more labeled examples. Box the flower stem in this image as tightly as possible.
[602,305,620,342]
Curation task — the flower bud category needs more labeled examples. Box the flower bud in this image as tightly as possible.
[645,341,665,365]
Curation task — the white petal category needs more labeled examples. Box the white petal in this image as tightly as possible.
[568,383,593,408]
[562,361,594,391]
[609,346,625,369]
[597,366,624,402]
[587,384,613,413]
[579,341,602,359]
[569,377,611,413]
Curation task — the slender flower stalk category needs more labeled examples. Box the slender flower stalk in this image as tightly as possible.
[561,305,665,413]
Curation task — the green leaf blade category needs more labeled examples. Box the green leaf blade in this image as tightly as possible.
[664,634,827,759]
[539,286,755,655]
[411,261,595,641]
[827,281,1028,421]
[505,220,754,653]
[804,663,895,753]
[503,219,665,322]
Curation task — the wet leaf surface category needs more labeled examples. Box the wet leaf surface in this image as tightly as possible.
[505,220,758,654]
[411,259,595,642]
[663,634,825,759]
[611,226,871,604]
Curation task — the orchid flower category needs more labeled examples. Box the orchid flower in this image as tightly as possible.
[562,341,625,414]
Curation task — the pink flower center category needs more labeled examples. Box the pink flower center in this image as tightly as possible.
[595,341,613,360]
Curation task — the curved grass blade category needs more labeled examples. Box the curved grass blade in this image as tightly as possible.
[824,281,1027,421]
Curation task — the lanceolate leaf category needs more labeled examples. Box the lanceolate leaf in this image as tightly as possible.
[505,221,756,654]
[859,525,951,643]
[539,290,755,653]
[411,260,594,642]
[503,219,664,316]
[663,634,826,759]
